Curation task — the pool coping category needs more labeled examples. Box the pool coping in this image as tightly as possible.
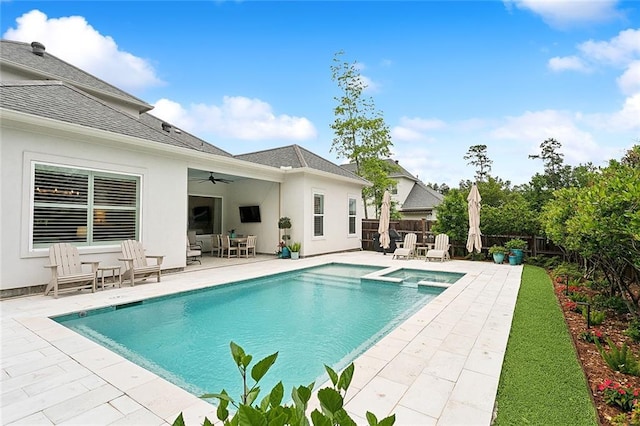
[1,252,523,425]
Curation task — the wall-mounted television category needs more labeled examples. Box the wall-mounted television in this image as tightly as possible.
[239,205,261,223]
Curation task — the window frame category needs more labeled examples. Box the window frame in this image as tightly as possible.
[348,195,357,236]
[313,191,325,238]
[31,161,141,249]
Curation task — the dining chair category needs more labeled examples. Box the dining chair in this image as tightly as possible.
[239,235,257,258]
[222,235,238,258]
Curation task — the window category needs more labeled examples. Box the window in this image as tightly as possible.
[348,197,357,235]
[313,193,324,237]
[33,163,140,247]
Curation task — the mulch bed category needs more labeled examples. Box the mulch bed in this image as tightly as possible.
[553,278,640,425]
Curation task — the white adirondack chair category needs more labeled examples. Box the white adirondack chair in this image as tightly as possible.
[393,233,417,259]
[119,240,164,286]
[44,243,99,298]
[426,233,451,262]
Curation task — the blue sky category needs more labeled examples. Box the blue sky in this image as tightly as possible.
[2,1,638,186]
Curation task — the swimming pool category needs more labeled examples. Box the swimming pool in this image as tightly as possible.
[54,263,444,400]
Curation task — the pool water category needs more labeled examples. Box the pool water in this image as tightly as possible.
[54,263,444,400]
[382,268,465,285]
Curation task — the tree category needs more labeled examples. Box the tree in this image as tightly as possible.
[431,188,468,247]
[330,51,394,218]
[541,160,640,313]
[621,144,640,168]
[463,144,492,182]
[528,137,572,191]
[426,182,450,195]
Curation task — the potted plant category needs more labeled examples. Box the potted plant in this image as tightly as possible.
[505,238,527,264]
[488,245,507,264]
[278,217,292,245]
[288,242,301,260]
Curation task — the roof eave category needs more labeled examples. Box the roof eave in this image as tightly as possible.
[0,59,153,113]
[0,108,285,182]
[284,167,371,187]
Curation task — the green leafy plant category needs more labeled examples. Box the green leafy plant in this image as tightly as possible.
[488,245,508,255]
[596,339,640,376]
[625,319,640,343]
[583,308,605,325]
[551,262,582,282]
[579,329,605,344]
[598,379,640,412]
[279,217,292,241]
[288,242,301,253]
[592,294,628,314]
[173,341,395,426]
[568,292,589,303]
[505,238,527,251]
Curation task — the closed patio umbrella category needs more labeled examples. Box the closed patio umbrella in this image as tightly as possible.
[466,183,482,254]
[378,190,391,254]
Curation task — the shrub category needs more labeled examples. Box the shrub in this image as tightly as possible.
[552,262,582,282]
[569,292,589,303]
[579,329,605,344]
[582,308,605,326]
[591,294,628,314]
[597,339,640,376]
[625,319,640,343]
[505,238,527,250]
[173,341,396,426]
[598,379,640,411]
[488,245,508,255]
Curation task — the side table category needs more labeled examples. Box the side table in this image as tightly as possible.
[98,265,122,289]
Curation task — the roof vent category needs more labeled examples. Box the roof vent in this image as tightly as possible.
[31,41,45,56]
[161,122,172,132]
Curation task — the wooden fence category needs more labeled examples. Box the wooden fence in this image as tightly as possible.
[362,219,563,258]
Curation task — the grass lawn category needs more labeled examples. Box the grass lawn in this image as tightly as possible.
[493,265,599,425]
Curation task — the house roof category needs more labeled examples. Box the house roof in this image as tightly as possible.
[0,39,364,183]
[235,145,368,182]
[0,39,152,113]
[400,180,444,211]
[0,80,231,156]
[340,158,416,181]
[340,159,443,211]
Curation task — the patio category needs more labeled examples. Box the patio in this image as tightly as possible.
[1,252,522,425]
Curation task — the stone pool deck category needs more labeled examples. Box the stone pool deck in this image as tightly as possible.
[1,252,523,425]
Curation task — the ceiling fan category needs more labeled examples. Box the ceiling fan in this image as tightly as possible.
[198,172,233,184]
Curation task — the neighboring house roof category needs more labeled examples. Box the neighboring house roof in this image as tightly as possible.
[340,158,415,181]
[0,39,152,113]
[340,159,443,211]
[0,80,232,156]
[400,181,444,211]
[235,145,368,182]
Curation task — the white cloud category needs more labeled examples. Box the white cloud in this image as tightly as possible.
[2,10,163,92]
[548,55,590,72]
[587,92,640,131]
[391,117,446,142]
[578,28,640,67]
[360,75,380,93]
[503,0,623,28]
[491,109,602,164]
[617,60,640,95]
[152,96,317,141]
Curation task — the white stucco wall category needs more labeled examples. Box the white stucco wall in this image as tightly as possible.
[0,124,192,290]
[280,171,363,257]
[1,117,366,291]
